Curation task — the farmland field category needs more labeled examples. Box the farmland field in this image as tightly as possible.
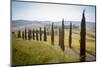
[12,29,96,65]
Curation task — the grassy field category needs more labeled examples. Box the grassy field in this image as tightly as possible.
[12,29,95,65]
[47,29,96,55]
[12,36,79,65]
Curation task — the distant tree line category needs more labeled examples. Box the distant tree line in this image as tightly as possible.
[17,27,47,42]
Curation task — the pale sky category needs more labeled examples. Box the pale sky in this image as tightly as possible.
[12,1,96,22]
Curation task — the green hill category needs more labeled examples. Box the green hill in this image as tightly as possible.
[12,36,79,65]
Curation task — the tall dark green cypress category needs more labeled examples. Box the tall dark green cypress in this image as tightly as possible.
[61,19,65,51]
[36,29,38,40]
[32,28,35,40]
[51,23,54,45]
[28,29,31,40]
[22,31,25,40]
[25,28,27,40]
[59,27,61,47]
[80,10,86,62]
[69,22,72,48]
[44,27,47,41]
[30,29,31,40]
[40,27,42,41]
[17,30,21,38]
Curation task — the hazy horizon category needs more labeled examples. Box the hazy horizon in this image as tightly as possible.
[12,19,95,23]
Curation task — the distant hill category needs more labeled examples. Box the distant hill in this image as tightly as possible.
[12,20,40,27]
[12,20,95,30]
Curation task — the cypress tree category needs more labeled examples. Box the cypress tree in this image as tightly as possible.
[28,29,31,40]
[40,27,42,41]
[30,30,32,39]
[51,23,54,45]
[25,28,27,40]
[69,22,72,48]
[61,19,65,51]
[59,27,61,47]
[32,28,35,40]
[44,27,47,41]
[22,31,25,40]
[36,29,38,40]
[28,29,29,40]
[17,30,21,38]
[80,10,86,62]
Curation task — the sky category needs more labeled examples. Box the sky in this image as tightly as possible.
[12,1,96,22]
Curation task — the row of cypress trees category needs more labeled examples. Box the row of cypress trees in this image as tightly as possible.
[51,19,65,51]
[17,27,47,41]
[51,19,71,51]
[50,10,86,61]
[17,10,86,61]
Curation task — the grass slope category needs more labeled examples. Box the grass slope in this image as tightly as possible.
[12,29,95,65]
[12,36,79,65]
